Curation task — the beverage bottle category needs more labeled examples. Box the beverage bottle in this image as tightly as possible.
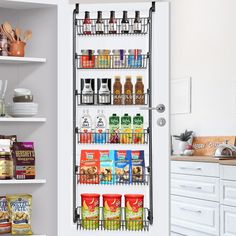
[133,113,144,144]
[121,11,129,34]
[133,11,142,33]
[121,113,132,144]
[109,114,120,143]
[98,78,111,104]
[135,76,144,105]
[109,11,117,34]
[94,110,107,144]
[81,78,94,105]
[83,11,92,35]
[96,11,104,34]
[79,110,92,143]
[113,76,122,105]
[124,76,133,105]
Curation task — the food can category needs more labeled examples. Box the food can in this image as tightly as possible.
[81,193,100,230]
[124,194,144,230]
[102,194,122,230]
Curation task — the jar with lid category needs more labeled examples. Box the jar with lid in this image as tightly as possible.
[0,152,13,180]
[80,50,95,68]
[112,49,126,68]
[96,49,111,68]
[0,34,8,56]
[128,49,142,68]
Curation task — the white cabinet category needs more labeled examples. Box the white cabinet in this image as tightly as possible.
[220,180,236,207]
[220,165,236,181]
[221,205,236,236]
[172,225,215,236]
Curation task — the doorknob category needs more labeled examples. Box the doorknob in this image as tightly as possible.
[140,104,165,113]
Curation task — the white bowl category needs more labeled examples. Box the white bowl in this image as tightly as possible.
[14,88,32,97]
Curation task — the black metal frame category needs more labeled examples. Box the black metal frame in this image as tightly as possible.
[73,1,156,227]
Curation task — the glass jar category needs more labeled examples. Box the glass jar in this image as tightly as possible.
[0,99,5,117]
[128,49,142,68]
[0,152,13,180]
[96,49,111,68]
[80,50,95,68]
[0,34,8,56]
[112,49,126,68]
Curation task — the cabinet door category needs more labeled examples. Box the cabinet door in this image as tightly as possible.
[220,180,236,207]
[221,205,236,236]
[172,225,216,236]
[220,165,236,181]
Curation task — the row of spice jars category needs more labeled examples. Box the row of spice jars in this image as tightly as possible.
[80,49,143,69]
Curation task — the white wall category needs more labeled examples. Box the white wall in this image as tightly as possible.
[167,0,236,136]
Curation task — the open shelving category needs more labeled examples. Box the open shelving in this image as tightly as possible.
[0,179,46,184]
[0,56,46,63]
[0,117,47,122]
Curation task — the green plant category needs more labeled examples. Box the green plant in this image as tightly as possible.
[173,130,193,142]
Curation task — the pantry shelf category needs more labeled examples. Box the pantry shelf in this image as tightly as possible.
[0,117,47,122]
[0,179,46,184]
[0,56,46,64]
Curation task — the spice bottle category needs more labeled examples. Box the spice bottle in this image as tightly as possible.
[113,76,122,105]
[124,76,133,105]
[96,11,104,34]
[109,11,117,34]
[83,11,92,35]
[121,11,129,34]
[0,152,13,180]
[133,11,142,34]
[135,76,144,105]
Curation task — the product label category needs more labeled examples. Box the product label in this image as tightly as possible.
[109,23,117,32]
[83,23,91,32]
[96,23,104,32]
[122,23,129,32]
[0,160,13,178]
[133,22,141,32]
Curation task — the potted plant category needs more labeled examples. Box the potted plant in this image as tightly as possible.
[173,130,193,155]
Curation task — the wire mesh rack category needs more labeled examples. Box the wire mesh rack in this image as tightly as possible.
[76,207,150,231]
[76,17,149,36]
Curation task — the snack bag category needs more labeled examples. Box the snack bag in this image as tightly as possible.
[0,196,11,234]
[114,150,131,184]
[131,150,145,183]
[7,194,33,235]
[99,150,115,184]
[80,150,100,184]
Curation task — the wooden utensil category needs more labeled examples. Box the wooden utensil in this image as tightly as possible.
[3,22,15,41]
[0,24,12,42]
[15,28,21,41]
[23,30,32,42]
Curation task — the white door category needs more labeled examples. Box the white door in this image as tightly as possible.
[58,1,170,236]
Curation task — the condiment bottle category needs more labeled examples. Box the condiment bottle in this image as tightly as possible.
[109,11,117,34]
[96,11,104,34]
[133,11,142,34]
[0,151,13,180]
[113,76,122,105]
[83,11,92,35]
[124,76,133,105]
[81,78,94,104]
[98,78,111,104]
[135,76,144,105]
[121,11,129,34]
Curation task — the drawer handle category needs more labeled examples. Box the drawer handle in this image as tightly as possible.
[180,207,202,214]
[179,167,202,171]
[179,185,202,190]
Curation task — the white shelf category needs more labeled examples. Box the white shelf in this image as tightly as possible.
[0,117,47,122]
[0,179,46,184]
[0,56,46,64]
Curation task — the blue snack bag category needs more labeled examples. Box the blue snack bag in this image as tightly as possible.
[131,150,145,183]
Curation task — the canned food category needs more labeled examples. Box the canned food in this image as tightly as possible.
[80,50,95,68]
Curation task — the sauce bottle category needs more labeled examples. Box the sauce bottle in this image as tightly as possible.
[124,76,133,105]
[83,11,92,35]
[96,11,104,34]
[94,110,107,144]
[113,76,122,105]
[133,11,142,33]
[121,11,129,34]
[79,110,93,143]
[0,151,13,180]
[135,76,144,105]
[109,11,117,34]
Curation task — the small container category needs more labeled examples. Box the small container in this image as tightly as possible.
[81,193,100,230]
[0,99,6,117]
[103,194,122,230]
[125,194,144,230]
[0,34,8,56]
[97,49,111,68]
[0,152,13,180]
[112,50,126,68]
[80,50,95,68]
[128,49,142,68]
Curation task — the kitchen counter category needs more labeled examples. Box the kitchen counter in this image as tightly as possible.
[171,155,236,166]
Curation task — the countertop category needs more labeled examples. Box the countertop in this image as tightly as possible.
[171,155,236,166]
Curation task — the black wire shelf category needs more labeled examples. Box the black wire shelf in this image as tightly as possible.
[76,17,149,36]
[76,207,150,231]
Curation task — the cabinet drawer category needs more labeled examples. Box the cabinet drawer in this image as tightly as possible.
[171,195,219,235]
[220,165,236,181]
[171,161,219,177]
[221,205,236,236]
[171,174,219,201]
[171,225,216,236]
[220,180,236,207]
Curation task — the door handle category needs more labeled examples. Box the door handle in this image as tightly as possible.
[179,185,202,190]
[179,167,202,171]
[140,104,165,113]
[180,207,202,214]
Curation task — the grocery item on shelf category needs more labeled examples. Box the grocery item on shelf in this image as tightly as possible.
[81,193,100,230]
[114,150,131,183]
[113,76,122,105]
[124,76,133,105]
[121,11,129,34]
[81,78,95,105]
[0,196,11,234]
[131,150,145,183]
[0,80,7,117]
[133,11,142,34]
[112,49,126,68]
[96,11,104,34]
[103,194,122,230]
[133,113,144,144]
[79,110,93,143]
[94,110,107,144]
[128,49,142,68]
[80,50,95,69]
[96,49,111,68]
[7,194,33,235]
[12,142,35,180]
[108,11,117,34]
[125,194,144,230]
[0,135,17,148]
[121,113,132,144]
[0,34,8,56]
[135,76,145,105]
[97,78,111,104]
[0,150,13,180]
[109,114,120,143]
[0,139,11,153]
[80,150,100,184]
[83,11,92,35]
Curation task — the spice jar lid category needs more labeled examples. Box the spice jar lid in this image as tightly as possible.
[128,49,142,54]
[81,49,95,55]
[97,49,111,55]
[112,49,126,55]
